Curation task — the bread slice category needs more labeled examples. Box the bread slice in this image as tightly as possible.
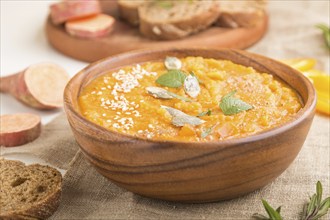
[118,0,146,26]
[0,158,62,219]
[139,0,221,40]
[215,0,267,28]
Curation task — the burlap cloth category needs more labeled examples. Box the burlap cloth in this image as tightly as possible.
[1,1,329,219]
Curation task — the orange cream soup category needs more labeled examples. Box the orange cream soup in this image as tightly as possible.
[78,57,302,142]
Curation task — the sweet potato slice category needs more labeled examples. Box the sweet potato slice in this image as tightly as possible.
[0,63,70,110]
[50,0,101,25]
[0,113,41,147]
[65,14,115,39]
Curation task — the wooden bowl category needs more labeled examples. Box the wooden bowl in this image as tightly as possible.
[64,48,316,202]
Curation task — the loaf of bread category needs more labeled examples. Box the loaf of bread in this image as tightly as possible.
[0,158,62,219]
[118,0,146,26]
[215,0,267,28]
[139,0,221,40]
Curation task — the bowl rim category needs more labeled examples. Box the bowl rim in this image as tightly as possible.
[64,47,316,147]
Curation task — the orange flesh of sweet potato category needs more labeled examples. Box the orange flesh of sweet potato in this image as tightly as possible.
[50,0,101,25]
[0,113,41,147]
[0,63,70,110]
[65,14,115,39]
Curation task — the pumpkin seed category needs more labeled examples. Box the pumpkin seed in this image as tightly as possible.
[184,74,200,98]
[164,56,182,70]
[161,105,205,127]
[146,87,173,99]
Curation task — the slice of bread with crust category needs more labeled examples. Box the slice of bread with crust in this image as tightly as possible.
[215,0,267,28]
[118,0,146,26]
[0,158,62,220]
[139,0,221,40]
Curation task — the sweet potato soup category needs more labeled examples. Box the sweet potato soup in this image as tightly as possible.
[78,57,302,141]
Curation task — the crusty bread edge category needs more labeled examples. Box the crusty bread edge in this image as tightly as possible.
[0,162,62,220]
[118,2,141,26]
[139,4,221,40]
[215,9,266,28]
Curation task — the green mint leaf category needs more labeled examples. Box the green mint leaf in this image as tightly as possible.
[197,109,212,117]
[161,105,205,127]
[219,90,253,115]
[156,70,186,88]
[262,200,283,220]
[201,124,217,138]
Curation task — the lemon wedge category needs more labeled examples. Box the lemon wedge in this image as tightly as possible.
[303,70,330,115]
[282,58,317,72]
[281,59,330,116]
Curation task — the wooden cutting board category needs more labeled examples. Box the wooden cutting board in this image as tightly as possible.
[45,1,268,63]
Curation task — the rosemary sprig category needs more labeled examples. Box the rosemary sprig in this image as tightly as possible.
[301,181,330,220]
[253,181,330,220]
[316,24,330,50]
[252,200,283,220]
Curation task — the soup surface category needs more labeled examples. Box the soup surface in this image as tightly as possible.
[78,57,302,141]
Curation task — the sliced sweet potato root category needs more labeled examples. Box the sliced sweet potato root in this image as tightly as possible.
[65,14,115,39]
[0,63,70,110]
[0,113,41,147]
[50,0,101,25]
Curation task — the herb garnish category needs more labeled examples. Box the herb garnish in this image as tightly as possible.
[197,109,212,117]
[219,90,253,115]
[253,200,283,220]
[302,181,330,220]
[201,124,217,138]
[184,74,200,98]
[155,0,173,9]
[161,105,205,127]
[316,24,330,50]
[146,86,191,102]
[156,70,186,88]
[253,181,330,220]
